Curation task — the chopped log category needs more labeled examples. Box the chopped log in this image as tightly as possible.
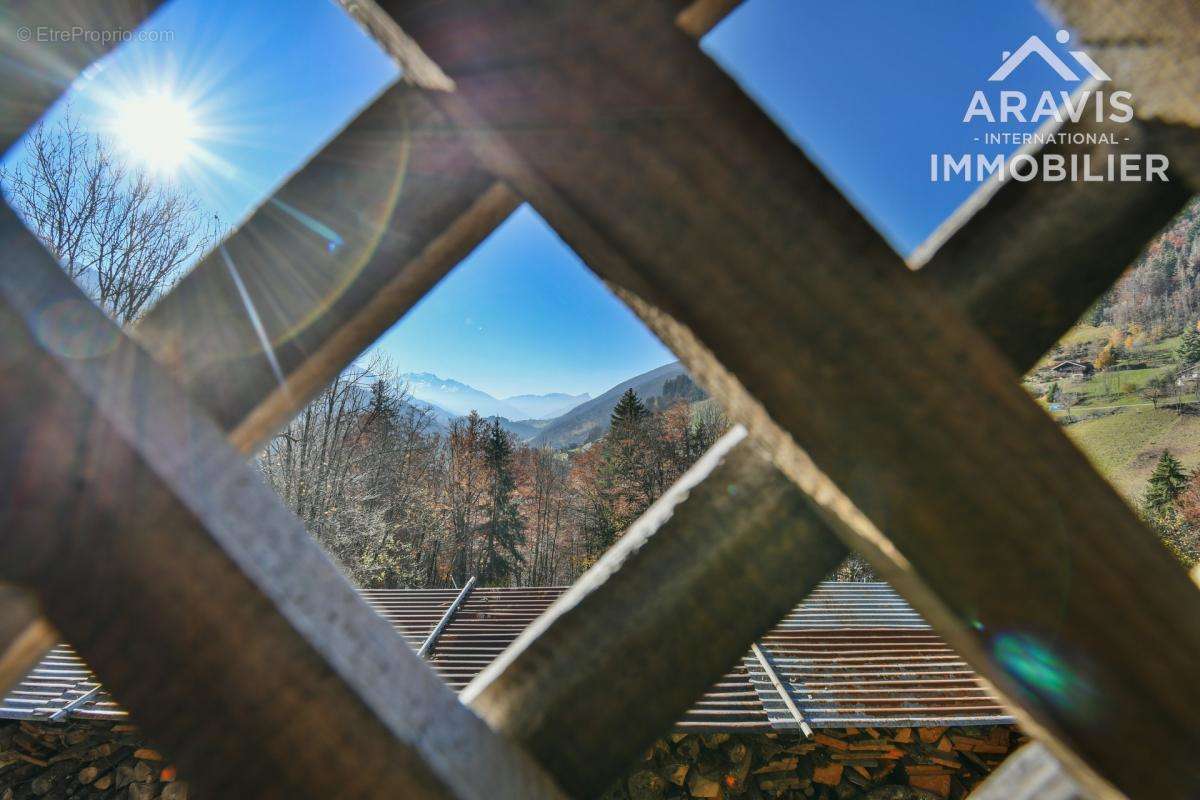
[812,733,848,751]
[754,757,798,774]
[756,773,805,793]
[627,769,666,800]
[813,763,844,786]
[686,769,720,798]
[909,773,951,798]
[918,728,948,744]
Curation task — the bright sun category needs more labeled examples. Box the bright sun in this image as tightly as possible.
[113,91,198,174]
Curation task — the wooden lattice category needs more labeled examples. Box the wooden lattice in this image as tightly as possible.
[2,1,1199,798]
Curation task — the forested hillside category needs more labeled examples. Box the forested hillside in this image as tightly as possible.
[531,361,690,448]
[258,358,728,589]
[1029,198,1200,567]
[1090,198,1200,332]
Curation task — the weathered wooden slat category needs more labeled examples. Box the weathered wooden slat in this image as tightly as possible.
[0,0,162,150]
[7,3,1190,796]
[967,742,1088,800]
[394,2,1200,796]
[0,0,164,701]
[1044,0,1199,129]
[674,0,743,38]
[0,586,55,694]
[1042,1,1200,187]
[133,86,518,454]
[136,0,735,455]
[0,204,566,800]
[464,426,846,795]
[0,0,739,713]
[912,90,1194,370]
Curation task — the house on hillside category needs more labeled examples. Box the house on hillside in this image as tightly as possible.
[1177,366,1200,386]
[1050,360,1094,377]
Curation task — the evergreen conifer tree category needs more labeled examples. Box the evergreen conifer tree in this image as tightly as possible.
[610,387,648,429]
[1144,450,1188,511]
[478,419,524,584]
[1177,327,1200,365]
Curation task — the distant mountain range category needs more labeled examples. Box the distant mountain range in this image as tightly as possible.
[503,392,592,420]
[401,372,527,420]
[530,361,686,448]
[400,362,689,449]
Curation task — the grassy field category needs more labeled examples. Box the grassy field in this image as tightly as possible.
[1027,324,1199,502]
[1064,408,1200,498]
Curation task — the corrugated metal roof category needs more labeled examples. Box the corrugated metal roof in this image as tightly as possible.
[2,582,1014,730]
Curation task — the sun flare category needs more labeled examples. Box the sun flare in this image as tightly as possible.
[112,90,199,174]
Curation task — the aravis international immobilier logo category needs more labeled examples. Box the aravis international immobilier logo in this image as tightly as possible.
[931,29,1170,184]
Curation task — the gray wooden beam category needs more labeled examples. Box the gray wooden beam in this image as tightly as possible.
[0,204,566,800]
[4,3,1195,796]
[912,89,1193,371]
[464,427,846,795]
[0,586,55,694]
[967,742,1089,800]
[132,88,519,455]
[1042,0,1199,130]
[0,0,742,715]
[0,0,164,700]
[393,2,1200,796]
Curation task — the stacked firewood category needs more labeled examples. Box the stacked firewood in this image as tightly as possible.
[607,726,1023,800]
[4,719,1019,799]
[0,721,185,800]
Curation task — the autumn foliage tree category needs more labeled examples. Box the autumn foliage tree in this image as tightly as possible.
[571,389,727,567]
[262,371,729,588]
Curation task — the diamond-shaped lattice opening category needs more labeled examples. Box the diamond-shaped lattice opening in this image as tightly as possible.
[0,0,397,326]
[0,201,734,718]
[258,204,723,590]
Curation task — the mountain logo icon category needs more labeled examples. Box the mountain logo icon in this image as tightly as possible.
[989,30,1110,82]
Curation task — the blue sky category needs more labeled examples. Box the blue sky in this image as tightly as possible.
[2,0,398,228]
[5,0,1078,398]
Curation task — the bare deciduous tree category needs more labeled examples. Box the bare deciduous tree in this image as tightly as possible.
[0,112,213,324]
[260,364,737,589]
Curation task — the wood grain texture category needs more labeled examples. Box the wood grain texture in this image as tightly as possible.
[674,0,743,38]
[133,85,517,454]
[393,2,1200,796]
[0,0,162,700]
[464,427,847,796]
[133,0,737,458]
[913,90,1193,371]
[1043,0,1200,128]
[0,204,566,800]
[967,742,1087,800]
[4,2,1195,797]
[0,586,55,695]
[0,0,743,725]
